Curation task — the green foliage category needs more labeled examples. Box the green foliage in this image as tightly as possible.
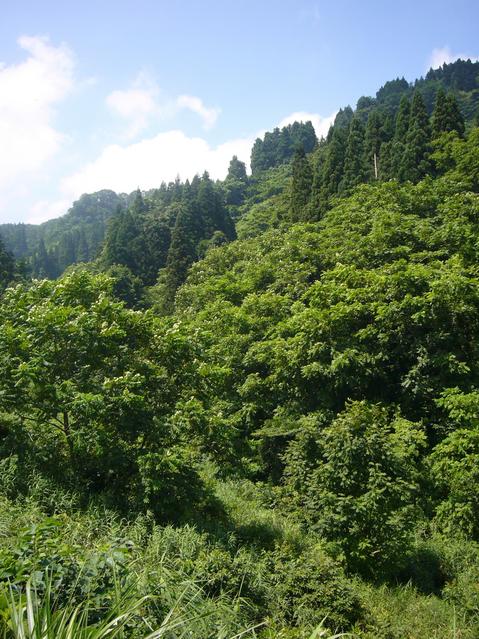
[1,191,123,278]
[269,544,361,630]
[430,427,479,538]
[283,403,425,577]
[290,147,313,222]
[432,88,465,138]
[251,122,316,174]
[399,92,432,182]
[0,237,14,292]
[3,58,479,639]
[340,117,367,192]
[0,270,205,515]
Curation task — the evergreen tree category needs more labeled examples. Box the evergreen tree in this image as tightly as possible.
[432,90,465,137]
[162,202,199,310]
[399,92,431,182]
[340,117,367,192]
[317,125,349,212]
[378,140,394,180]
[33,238,56,279]
[290,146,313,221]
[131,188,148,214]
[389,96,411,179]
[334,107,354,130]
[57,232,76,272]
[432,88,449,137]
[225,156,248,208]
[0,234,14,290]
[77,229,90,262]
[102,207,144,275]
[197,172,236,241]
[363,111,383,181]
[381,114,395,142]
[227,155,248,181]
[395,96,411,140]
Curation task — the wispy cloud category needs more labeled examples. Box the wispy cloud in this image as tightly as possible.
[106,73,220,137]
[428,46,479,70]
[176,94,220,129]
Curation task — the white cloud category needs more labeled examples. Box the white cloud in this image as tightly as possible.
[27,198,71,224]
[176,95,220,129]
[60,130,253,200]
[107,89,157,138]
[279,110,337,140]
[0,35,74,190]
[25,107,338,224]
[106,74,220,137]
[428,46,479,70]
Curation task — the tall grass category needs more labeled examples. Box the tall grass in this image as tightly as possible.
[0,577,263,639]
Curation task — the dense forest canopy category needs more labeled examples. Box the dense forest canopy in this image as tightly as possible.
[2,58,479,638]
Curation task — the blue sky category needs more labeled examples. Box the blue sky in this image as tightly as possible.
[0,0,477,223]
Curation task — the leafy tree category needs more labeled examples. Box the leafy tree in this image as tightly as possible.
[283,402,425,577]
[430,426,479,538]
[0,270,204,515]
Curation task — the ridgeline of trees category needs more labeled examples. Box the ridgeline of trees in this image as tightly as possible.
[1,58,479,638]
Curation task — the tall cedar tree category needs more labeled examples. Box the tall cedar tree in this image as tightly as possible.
[251,121,317,174]
[389,95,411,179]
[32,237,57,279]
[363,111,383,180]
[225,156,248,208]
[432,88,465,137]
[290,146,313,221]
[162,202,199,310]
[317,125,349,212]
[0,235,14,290]
[341,117,367,192]
[399,92,431,182]
[102,207,144,276]
[197,172,236,241]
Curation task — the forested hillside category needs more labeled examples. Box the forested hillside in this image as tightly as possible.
[1,59,479,638]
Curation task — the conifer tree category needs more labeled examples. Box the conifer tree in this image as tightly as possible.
[430,91,465,137]
[162,202,199,310]
[0,234,14,290]
[225,156,248,208]
[390,95,411,178]
[131,188,148,214]
[378,140,394,180]
[33,238,56,279]
[399,92,431,182]
[57,232,76,272]
[290,146,313,221]
[363,111,383,181]
[341,117,367,192]
[316,125,349,212]
[77,229,90,262]
[197,172,236,241]
[227,155,248,182]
